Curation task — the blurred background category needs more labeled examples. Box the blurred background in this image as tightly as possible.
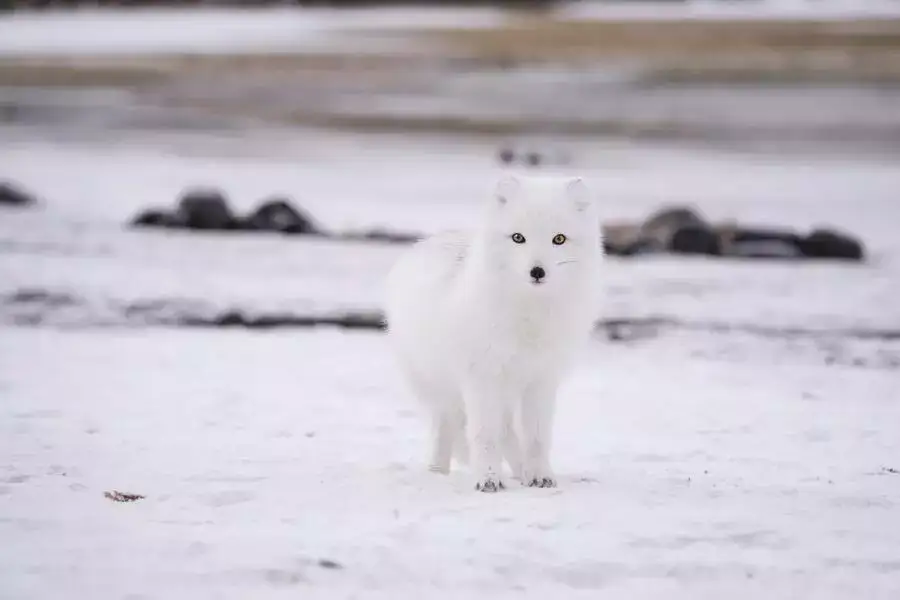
[2,0,900,334]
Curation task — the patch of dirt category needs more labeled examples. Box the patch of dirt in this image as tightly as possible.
[104,490,145,503]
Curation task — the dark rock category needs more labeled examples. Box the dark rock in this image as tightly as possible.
[243,197,319,234]
[601,238,619,256]
[215,310,246,327]
[248,314,317,329]
[601,222,641,256]
[348,228,421,244]
[3,288,78,310]
[639,206,712,253]
[0,181,38,208]
[525,151,542,167]
[799,228,865,261]
[498,147,515,164]
[131,208,182,228]
[175,187,235,230]
[670,225,721,256]
[621,240,657,256]
[335,311,386,330]
[721,226,804,259]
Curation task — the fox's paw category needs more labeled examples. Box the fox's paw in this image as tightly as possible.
[475,477,506,493]
[526,476,557,488]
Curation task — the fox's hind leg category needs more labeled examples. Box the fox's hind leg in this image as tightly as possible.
[452,411,469,466]
[396,364,455,474]
[430,405,467,474]
[428,410,455,474]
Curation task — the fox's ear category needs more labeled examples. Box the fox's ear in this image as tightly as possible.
[566,177,591,213]
[495,175,520,206]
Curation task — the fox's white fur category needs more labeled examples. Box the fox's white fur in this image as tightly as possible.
[384,174,603,492]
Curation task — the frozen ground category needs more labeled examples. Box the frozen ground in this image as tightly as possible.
[2,122,900,599]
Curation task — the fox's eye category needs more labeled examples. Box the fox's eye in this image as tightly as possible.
[511,232,526,244]
[552,233,567,245]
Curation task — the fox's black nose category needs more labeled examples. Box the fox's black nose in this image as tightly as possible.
[530,266,546,281]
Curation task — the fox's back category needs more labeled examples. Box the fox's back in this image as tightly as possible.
[384,230,473,374]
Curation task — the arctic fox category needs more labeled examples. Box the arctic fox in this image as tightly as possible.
[384,174,602,492]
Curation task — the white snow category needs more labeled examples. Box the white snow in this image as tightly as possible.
[1,325,898,599]
[2,128,899,329]
[2,3,900,595]
[3,2,900,58]
[1,122,899,598]
[0,6,505,57]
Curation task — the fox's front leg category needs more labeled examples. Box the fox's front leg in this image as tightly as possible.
[463,382,507,492]
[520,381,558,488]
[502,410,524,481]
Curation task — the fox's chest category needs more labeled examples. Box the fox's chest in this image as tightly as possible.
[507,314,556,348]
[473,312,569,362]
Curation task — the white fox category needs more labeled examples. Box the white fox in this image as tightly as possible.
[384,174,602,492]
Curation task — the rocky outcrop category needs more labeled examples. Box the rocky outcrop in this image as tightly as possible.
[124,188,867,261]
[130,188,320,236]
[602,206,865,262]
[131,208,182,228]
[129,187,422,244]
[799,228,865,261]
[0,181,38,208]
[241,196,319,234]
[495,146,569,168]
[640,206,721,256]
[175,187,237,230]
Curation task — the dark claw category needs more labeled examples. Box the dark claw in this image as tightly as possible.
[528,477,557,488]
[475,479,505,493]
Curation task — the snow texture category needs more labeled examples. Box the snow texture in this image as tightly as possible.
[1,326,899,599]
[2,118,900,597]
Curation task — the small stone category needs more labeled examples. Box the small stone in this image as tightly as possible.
[130,208,181,228]
[0,181,38,208]
[799,228,865,261]
[243,197,319,234]
[670,225,721,255]
[175,187,235,230]
[215,311,245,327]
[104,490,145,503]
[639,206,710,253]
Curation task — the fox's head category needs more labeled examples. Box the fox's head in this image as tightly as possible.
[475,174,603,301]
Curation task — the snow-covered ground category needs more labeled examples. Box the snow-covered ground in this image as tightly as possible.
[0,6,506,57]
[2,118,900,598]
[3,126,900,329]
[2,323,898,599]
